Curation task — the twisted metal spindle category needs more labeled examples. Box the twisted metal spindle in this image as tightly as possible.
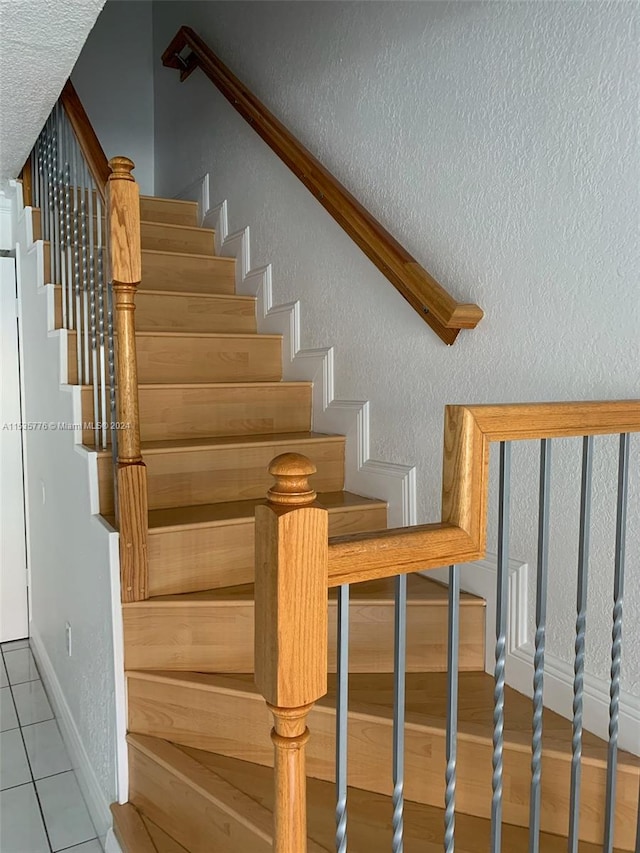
[529,438,551,853]
[392,573,407,853]
[568,435,593,853]
[71,138,83,382]
[335,583,349,853]
[444,564,460,853]
[491,441,511,852]
[603,433,630,853]
[79,161,90,383]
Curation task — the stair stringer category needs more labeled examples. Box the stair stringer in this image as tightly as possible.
[203,199,416,528]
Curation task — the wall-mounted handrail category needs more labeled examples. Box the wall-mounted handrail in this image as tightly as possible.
[162,26,484,345]
[326,399,640,585]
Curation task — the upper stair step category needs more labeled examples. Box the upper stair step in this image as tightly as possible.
[141,249,235,294]
[56,286,255,334]
[140,196,198,227]
[144,490,387,596]
[140,221,215,255]
[68,330,282,385]
[122,575,484,673]
[127,671,639,849]
[97,431,345,514]
[82,381,312,446]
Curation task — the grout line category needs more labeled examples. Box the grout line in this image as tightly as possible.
[2,644,55,852]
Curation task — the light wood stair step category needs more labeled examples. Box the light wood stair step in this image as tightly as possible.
[140,249,235,294]
[170,746,630,853]
[68,330,282,384]
[140,196,198,227]
[110,802,157,852]
[127,734,295,853]
[139,221,215,255]
[97,432,345,514]
[126,670,639,848]
[144,490,387,596]
[42,243,235,294]
[82,381,313,446]
[123,575,485,673]
[57,286,256,335]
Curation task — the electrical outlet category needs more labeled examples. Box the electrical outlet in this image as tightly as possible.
[65,622,72,656]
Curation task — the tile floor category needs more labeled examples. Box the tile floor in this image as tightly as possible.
[0,639,103,852]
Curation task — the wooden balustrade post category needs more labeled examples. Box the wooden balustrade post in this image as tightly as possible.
[254,453,329,853]
[107,156,148,603]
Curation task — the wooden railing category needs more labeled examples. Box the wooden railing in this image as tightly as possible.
[27,81,148,603]
[161,26,484,345]
[254,400,640,851]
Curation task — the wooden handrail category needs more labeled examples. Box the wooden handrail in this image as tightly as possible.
[59,80,110,197]
[161,26,483,345]
[326,400,640,586]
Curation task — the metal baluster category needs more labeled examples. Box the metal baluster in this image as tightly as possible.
[106,275,119,497]
[95,193,108,449]
[603,433,630,853]
[71,137,83,383]
[79,160,90,383]
[62,113,74,330]
[86,164,99,445]
[635,783,640,853]
[336,584,349,853]
[568,436,593,852]
[444,564,460,853]
[33,141,40,209]
[56,103,67,328]
[392,574,407,853]
[46,117,55,277]
[529,439,551,853]
[51,104,61,289]
[491,441,511,852]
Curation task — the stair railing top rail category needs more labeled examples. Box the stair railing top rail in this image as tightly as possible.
[59,80,111,198]
[161,25,483,345]
[325,399,640,586]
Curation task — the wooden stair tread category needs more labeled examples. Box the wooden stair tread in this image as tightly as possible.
[136,288,254,302]
[110,802,157,852]
[141,816,189,853]
[141,247,234,263]
[145,574,483,604]
[145,490,386,531]
[136,669,637,768]
[97,431,344,457]
[174,746,626,853]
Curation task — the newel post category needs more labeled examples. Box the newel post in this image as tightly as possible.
[108,156,148,602]
[254,453,329,853]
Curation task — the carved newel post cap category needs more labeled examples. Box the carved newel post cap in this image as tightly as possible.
[267,452,317,507]
[108,156,136,181]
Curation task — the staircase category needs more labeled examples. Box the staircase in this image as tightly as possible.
[69,196,636,852]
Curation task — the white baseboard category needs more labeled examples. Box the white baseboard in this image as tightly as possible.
[30,627,113,842]
[173,173,210,226]
[203,194,416,527]
[105,827,123,853]
[507,642,640,755]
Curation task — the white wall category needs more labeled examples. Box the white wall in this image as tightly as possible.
[14,181,122,840]
[152,0,640,705]
[0,251,28,642]
[72,0,155,195]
